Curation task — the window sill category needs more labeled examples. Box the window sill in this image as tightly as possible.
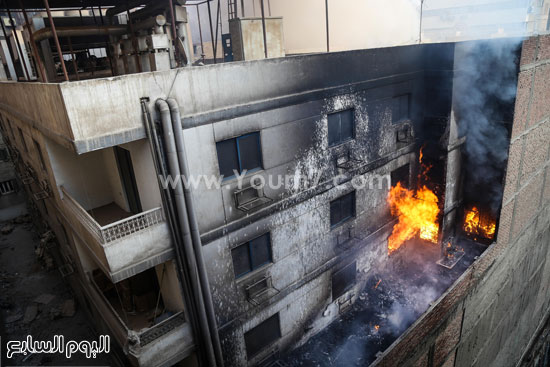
[235,262,273,285]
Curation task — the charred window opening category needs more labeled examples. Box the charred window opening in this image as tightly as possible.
[392,94,410,123]
[328,109,355,147]
[391,164,410,189]
[332,261,356,300]
[232,233,272,278]
[216,132,262,179]
[330,191,356,228]
[244,313,281,359]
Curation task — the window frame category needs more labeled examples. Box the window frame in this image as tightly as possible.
[244,313,282,359]
[327,108,356,147]
[331,261,357,300]
[330,191,356,229]
[392,93,411,124]
[0,180,15,195]
[216,132,263,181]
[231,232,272,279]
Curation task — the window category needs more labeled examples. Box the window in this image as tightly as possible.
[216,132,262,179]
[0,180,15,195]
[17,128,27,152]
[34,140,46,170]
[328,109,354,147]
[0,148,8,161]
[332,261,357,299]
[392,94,410,123]
[330,191,355,228]
[244,313,281,359]
[391,164,410,189]
[232,233,271,278]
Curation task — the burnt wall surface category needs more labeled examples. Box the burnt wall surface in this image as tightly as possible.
[181,43,455,366]
[373,34,550,367]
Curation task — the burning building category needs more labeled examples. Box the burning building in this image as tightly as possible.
[0,1,549,367]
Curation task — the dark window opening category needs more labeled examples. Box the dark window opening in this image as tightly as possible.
[0,148,8,161]
[330,191,356,228]
[393,94,411,123]
[391,164,410,189]
[332,261,357,300]
[244,313,281,359]
[18,127,27,152]
[328,109,355,147]
[34,140,46,170]
[216,132,262,179]
[232,232,272,278]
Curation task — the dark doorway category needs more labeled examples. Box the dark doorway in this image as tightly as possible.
[114,146,142,214]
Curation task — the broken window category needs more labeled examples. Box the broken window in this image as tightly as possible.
[332,261,356,300]
[216,132,262,179]
[244,313,281,359]
[391,164,410,189]
[392,94,410,123]
[34,140,46,170]
[0,180,15,195]
[330,191,356,228]
[232,232,272,278]
[18,127,27,152]
[328,109,355,147]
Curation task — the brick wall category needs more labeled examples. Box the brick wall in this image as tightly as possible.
[373,34,550,367]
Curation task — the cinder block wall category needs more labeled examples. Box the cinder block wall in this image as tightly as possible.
[373,34,550,367]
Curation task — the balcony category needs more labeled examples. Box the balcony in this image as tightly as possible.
[86,267,194,367]
[61,186,174,282]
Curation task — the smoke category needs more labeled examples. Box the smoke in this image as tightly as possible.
[453,39,521,213]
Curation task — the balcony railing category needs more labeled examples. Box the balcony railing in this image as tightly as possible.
[61,186,165,244]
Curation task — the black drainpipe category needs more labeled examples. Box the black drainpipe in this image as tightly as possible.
[166,98,225,367]
[142,98,218,367]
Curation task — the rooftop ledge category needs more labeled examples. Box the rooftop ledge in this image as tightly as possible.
[0,42,452,154]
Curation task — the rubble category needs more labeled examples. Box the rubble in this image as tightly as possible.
[1,224,15,234]
[22,303,38,323]
[34,293,56,305]
[61,299,76,317]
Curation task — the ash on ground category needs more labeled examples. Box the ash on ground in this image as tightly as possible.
[281,237,485,366]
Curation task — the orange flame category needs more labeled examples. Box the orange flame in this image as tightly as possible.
[374,325,380,331]
[463,206,496,239]
[374,279,382,289]
[387,182,440,254]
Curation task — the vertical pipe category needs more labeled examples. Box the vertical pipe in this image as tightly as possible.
[5,3,30,80]
[67,36,79,80]
[196,4,205,63]
[234,0,238,20]
[260,0,267,58]
[419,0,424,44]
[240,0,245,17]
[168,0,180,67]
[213,0,221,63]
[206,0,215,63]
[167,98,224,367]
[0,9,18,80]
[99,5,104,25]
[43,0,68,81]
[126,8,142,72]
[19,1,47,82]
[325,0,329,52]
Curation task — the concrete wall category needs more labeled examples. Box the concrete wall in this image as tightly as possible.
[174,43,454,366]
[371,34,550,367]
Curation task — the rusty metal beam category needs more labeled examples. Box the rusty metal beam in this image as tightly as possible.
[19,0,47,82]
[5,1,30,80]
[43,0,69,81]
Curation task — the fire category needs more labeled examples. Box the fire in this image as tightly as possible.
[374,325,380,331]
[374,279,382,289]
[463,206,496,239]
[387,182,440,254]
